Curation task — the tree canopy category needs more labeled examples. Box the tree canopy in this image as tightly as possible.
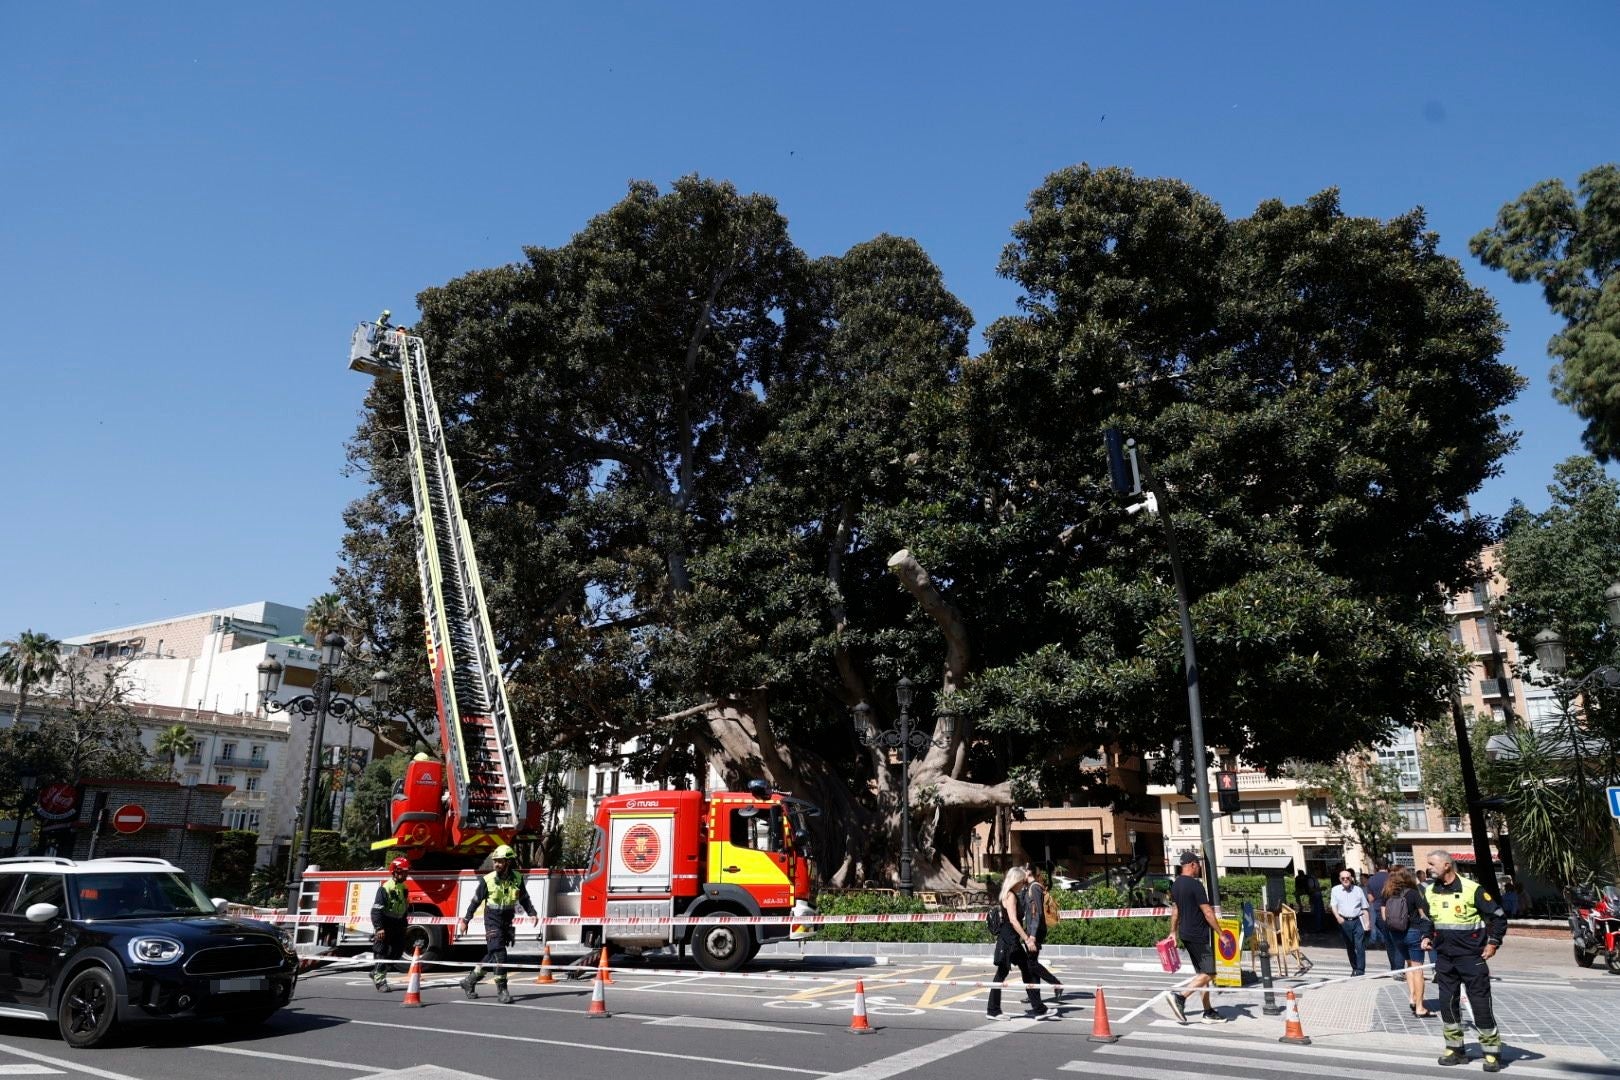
[1473,164,1620,460]
[337,169,1521,886]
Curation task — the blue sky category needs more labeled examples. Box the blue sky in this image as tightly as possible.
[3,2,1614,639]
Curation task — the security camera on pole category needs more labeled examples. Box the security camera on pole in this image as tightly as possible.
[1105,429,1220,905]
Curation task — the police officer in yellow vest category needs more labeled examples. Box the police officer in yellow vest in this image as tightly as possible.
[457,845,536,1004]
[370,856,412,992]
[1420,849,1508,1072]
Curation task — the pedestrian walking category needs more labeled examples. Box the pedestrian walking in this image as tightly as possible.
[1421,849,1508,1071]
[457,845,537,1004]
[1022,867,1065,1002]
[1163,851,1225,1024]
[1330,868,1369,975]
[985,867,1050,1020]
[369,856,411,992]
[1381,866,1435,1017]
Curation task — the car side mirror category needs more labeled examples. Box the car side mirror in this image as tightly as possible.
[213,898,229,914]
[25,903,59,924]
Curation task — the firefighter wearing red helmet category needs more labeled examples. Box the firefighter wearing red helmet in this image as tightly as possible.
[458,845,535,1003]
[369,856,412,992]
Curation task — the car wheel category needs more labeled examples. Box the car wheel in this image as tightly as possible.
[57,966,119,1049]
[692,923,750,972]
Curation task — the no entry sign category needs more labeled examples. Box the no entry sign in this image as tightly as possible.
[111,804,148,835]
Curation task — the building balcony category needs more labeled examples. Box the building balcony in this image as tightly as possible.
[222,790,268,806]
[1478,678,1510,699]
[215,756,268,769]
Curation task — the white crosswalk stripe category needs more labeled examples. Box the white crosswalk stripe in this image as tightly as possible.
[1062,1030,1599,1080]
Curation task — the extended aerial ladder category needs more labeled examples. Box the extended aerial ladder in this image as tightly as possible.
[348,320,528,856]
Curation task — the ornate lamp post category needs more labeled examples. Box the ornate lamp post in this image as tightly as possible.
[257,634,392,903]
[853,678,955,896]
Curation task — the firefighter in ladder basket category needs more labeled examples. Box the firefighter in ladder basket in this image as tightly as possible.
[370,856,411,992]
[458,845,536,1004]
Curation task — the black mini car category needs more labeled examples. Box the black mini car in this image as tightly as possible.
[0,856,298,1047]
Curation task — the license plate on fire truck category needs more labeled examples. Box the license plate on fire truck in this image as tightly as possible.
[212,977,267,994]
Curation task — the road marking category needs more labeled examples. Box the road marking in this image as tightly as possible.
[912,966,953,1009]
[785,966,932,1001]
[1115,1031,1595,1078]
[452,1000,659,1020]
[196,1045,385,1071]
[0,1067,65,1076]
[816,1020,1037,1080]
[0,1044,140,1080]
[646,1016,816,1034]
[346,1019,824,1074]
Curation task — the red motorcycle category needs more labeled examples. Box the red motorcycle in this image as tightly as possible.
[1569,883,1620,974]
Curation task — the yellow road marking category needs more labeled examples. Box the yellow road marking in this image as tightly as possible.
[785,965,932,1000]
[913,965,954,1008]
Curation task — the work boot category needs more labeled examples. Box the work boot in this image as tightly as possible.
[459,972,479,999]
[1482,1056,1501,1074]
[1437,1048,1468,1067]
[374,976,391,993]
[496,984,513,1004]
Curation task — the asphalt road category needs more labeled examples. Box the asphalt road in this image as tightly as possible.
[0,952,1612,1080]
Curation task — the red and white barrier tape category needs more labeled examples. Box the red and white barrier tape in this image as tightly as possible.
[263,906,1171,928]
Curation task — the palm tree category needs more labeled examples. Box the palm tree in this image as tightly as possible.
[154,724,197,780]
[0,630,63,725]
[303,593,352,646]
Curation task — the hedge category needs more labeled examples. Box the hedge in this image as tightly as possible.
[811,875,1281,950]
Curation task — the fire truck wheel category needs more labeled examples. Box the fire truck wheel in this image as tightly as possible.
[404,922,444,962]
[692,923,751,972]
[745,939,762,963]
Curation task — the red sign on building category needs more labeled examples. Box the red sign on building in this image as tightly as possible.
[111,804,148,835]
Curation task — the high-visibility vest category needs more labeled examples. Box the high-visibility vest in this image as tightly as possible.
[378,878,408,918]
[484,871,522,911]
[1426,875,1486,930]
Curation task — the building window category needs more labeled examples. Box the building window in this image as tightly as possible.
[188,749,203,765]
[1471,581,1490,608]
[250,744,266,764]
[1396,801,1429,831]
[244,775,259,792]
[1444,815,1464,833]
[219,742,236,760]
[1229,800,1282,825]
[1174,802,1203,829]
[223,809,261,831]
[1378,746,1421,791]
[1308,799,1331,828]
[217,773,234,788]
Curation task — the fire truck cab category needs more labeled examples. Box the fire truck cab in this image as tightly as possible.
[580,780,818,972]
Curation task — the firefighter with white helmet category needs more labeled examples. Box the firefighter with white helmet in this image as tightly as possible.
[370,856,412,992]
[458,845,535,1003]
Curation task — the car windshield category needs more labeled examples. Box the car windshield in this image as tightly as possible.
[74,872,215,919]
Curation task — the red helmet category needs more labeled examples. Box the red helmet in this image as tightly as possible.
[389,857,411,874]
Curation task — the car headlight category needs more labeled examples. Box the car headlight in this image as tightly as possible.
[127,936,185,965]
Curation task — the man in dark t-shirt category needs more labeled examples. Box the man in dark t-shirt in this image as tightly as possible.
[1165,850,1224,1024]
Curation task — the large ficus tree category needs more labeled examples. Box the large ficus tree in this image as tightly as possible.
[957,166,1521,777]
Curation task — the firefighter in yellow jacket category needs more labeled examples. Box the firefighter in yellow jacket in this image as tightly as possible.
[369,856,411,992]
[457,845,536,1003]
[1420,849,1508,1072]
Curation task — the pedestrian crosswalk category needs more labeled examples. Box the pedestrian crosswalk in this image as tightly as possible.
[1056,1028,1606,1080]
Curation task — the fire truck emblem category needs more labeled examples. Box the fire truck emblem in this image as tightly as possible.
[620,824,661,873]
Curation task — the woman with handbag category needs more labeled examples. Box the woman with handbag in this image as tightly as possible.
[985,868,1050,1020]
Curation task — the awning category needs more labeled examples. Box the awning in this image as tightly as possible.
[1223,855,1294,871]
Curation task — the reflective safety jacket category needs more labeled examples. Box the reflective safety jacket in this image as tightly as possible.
[461,870,536,926]
[1424,874,1507,958]
[371,878,409,930]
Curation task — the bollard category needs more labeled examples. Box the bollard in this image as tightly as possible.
[1258,935,1283,1016]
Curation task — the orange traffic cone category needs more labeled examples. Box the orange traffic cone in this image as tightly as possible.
[599,945,615,985]
[1087,985,1119,1043]
[848,979,874,1033]
[400,947,424,1008]
[534,945,555,985]
[1279,990,1311,1045]
[585,970,611,1018]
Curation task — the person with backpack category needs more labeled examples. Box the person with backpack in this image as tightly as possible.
[1382,866,1435,1017]
[1022,866,1065,1003]
[985,867,1050,1020]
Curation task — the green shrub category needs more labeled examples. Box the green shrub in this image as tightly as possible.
[209,830,258,900]
[811,888,1168,948]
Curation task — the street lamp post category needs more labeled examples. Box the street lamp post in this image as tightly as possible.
[1242,826,1252,874]
[853,679,955,897]
[1102,831,1113,882]
[257,634,392,905]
